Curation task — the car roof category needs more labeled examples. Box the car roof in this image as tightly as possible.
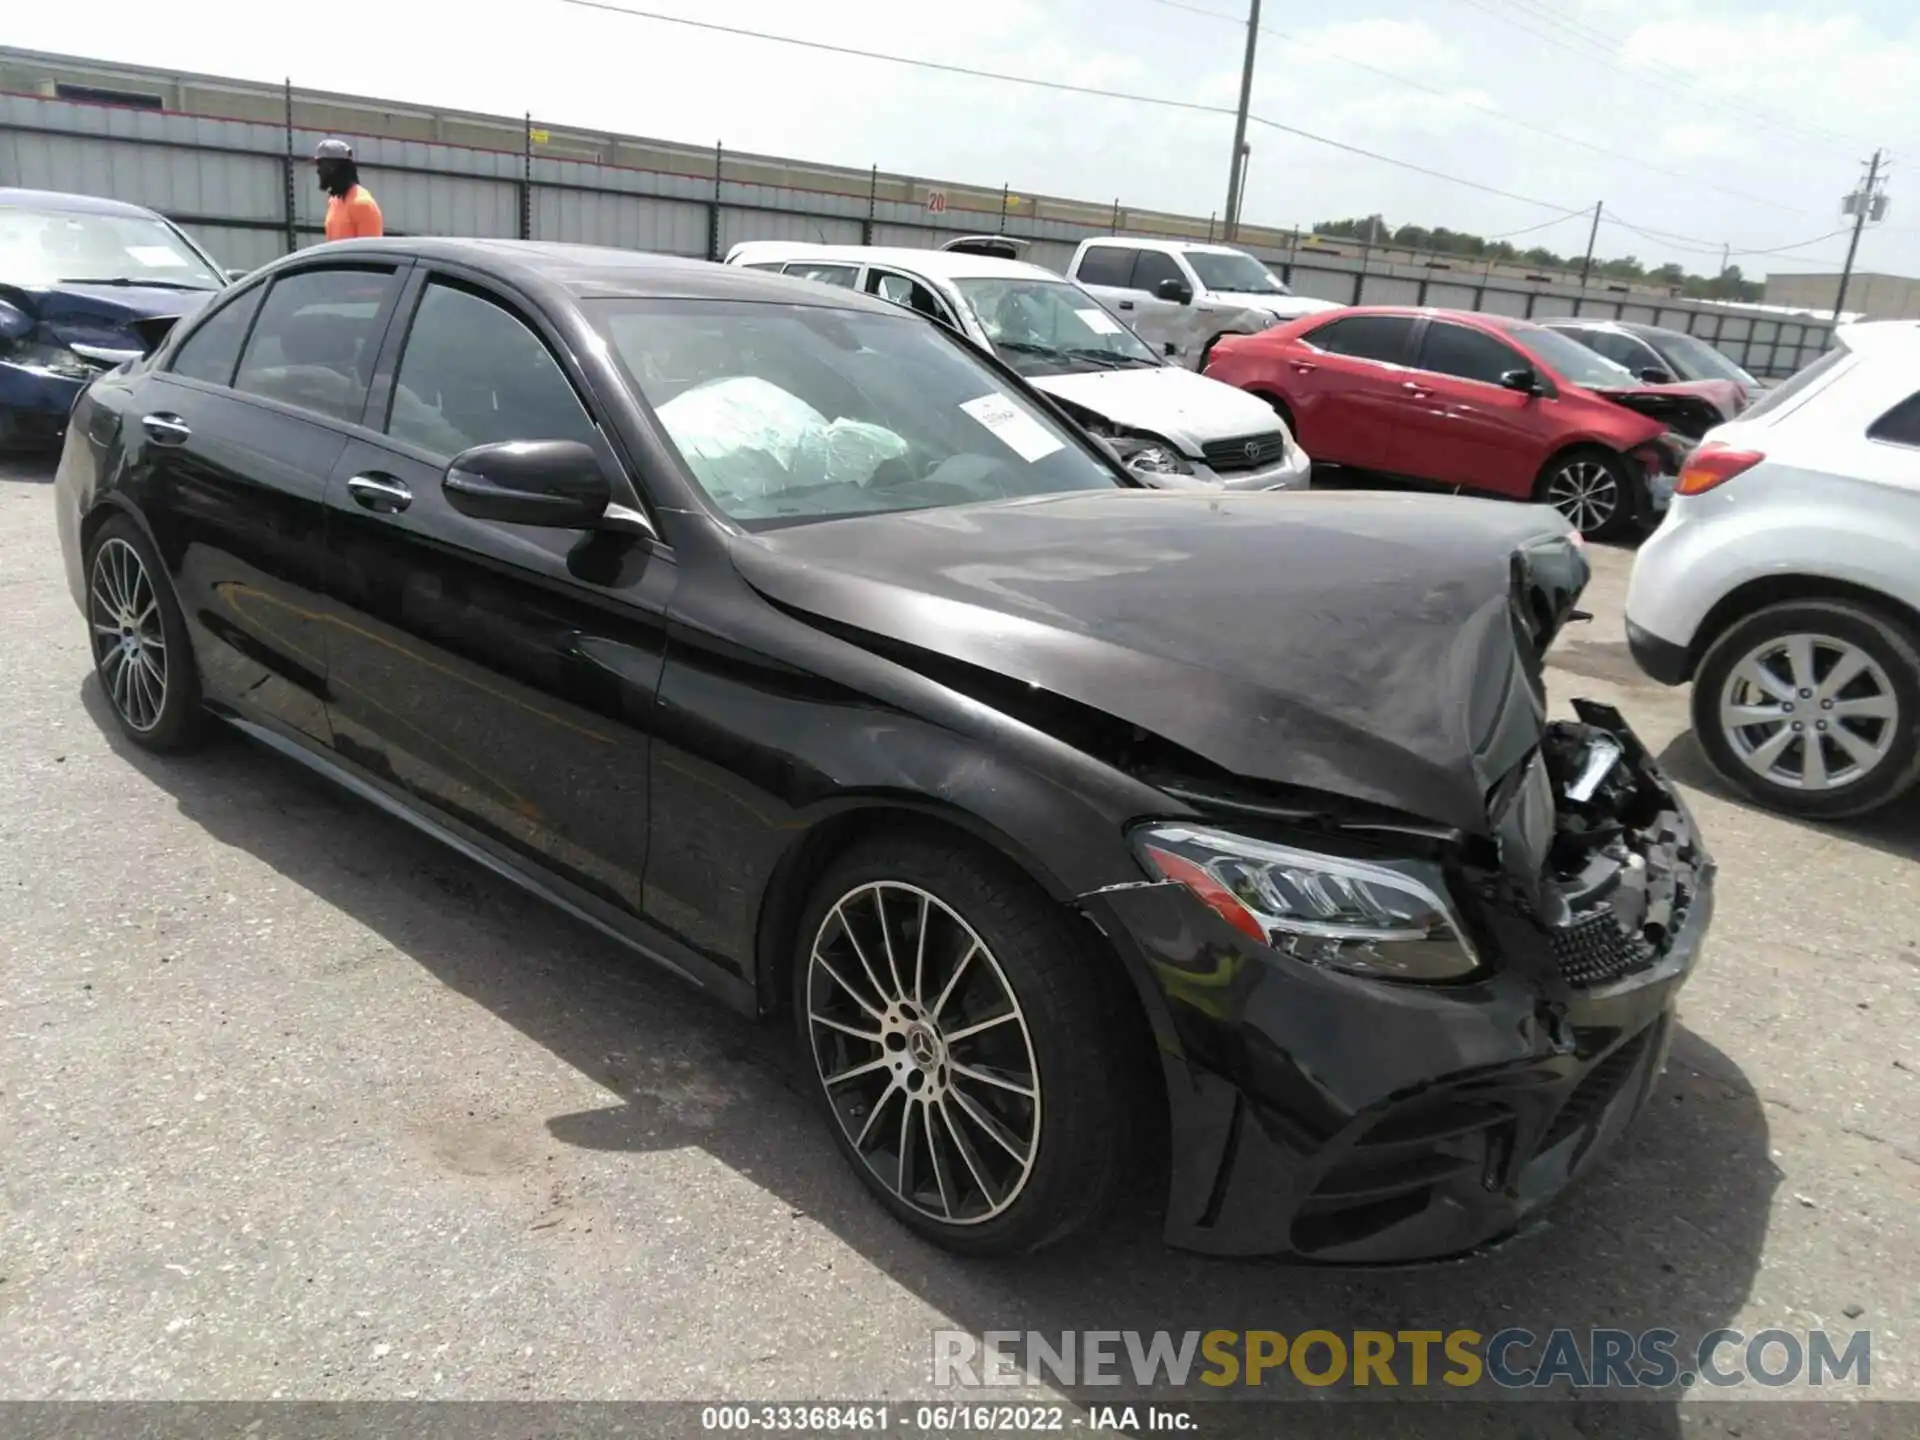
[1297,305,1541,332]
[275,237,912,312]
[726,241,1056,283]
[0,186,169,220]
[1079,236,1249,256]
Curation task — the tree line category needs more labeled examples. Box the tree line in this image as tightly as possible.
[1309,215,1765,300]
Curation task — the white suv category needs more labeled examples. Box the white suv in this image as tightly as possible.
[1625,321,1920,817]
[1065,238,1340,370]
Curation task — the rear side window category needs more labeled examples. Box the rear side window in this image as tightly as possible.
[1741,345,1852,423]
[169,285,265,387]
[1075,245,1135,287]
[386,280,597,457]
[1305,314,1415,364]
[232,267,398,424]
[1416,321,1524,385]
[1867,391,1920,448]
[781,262,858,288]
[865,269,955,326]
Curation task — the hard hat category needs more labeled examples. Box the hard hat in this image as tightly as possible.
[313,138,355,162]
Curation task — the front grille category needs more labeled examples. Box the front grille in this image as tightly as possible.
[1536,1027,1654,1154]
[1201,430,1289,472]
[1551,908,1658,986]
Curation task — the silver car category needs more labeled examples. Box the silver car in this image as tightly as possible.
[723,240,1311,491]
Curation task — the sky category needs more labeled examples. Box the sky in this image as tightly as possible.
[11,0,1920,279]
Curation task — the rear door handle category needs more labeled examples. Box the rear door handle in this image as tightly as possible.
[347,472,412,513]
[1289,361,1317,374]
[141,412,190,446]
[1401,381,1435,399]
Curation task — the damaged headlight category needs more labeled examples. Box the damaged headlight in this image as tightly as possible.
[1135,824,1481,982]
[1110,436,1194,476]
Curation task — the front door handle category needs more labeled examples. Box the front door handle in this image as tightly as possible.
[347,472,412,513]
[141,412,190,446]
[1401,381,1435,399]
[1117,300,1135,311]
[1289,361,1317,374]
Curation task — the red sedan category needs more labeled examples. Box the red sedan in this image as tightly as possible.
[1205,307,1704,539]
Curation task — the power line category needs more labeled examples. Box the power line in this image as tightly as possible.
[556,0,1578,213]
[1445,0,1861,160]
[1138,0,1828,218]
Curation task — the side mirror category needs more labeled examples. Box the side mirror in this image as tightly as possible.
[0,299,31,341]
[1155,277,1195,305]
[1499,368,1540,395]
[443,440,614,529]
[1638,366,1674,385]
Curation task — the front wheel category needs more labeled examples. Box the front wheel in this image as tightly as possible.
[792,833,1140,1256]
[1536,448,1643,542]
[1692,599,1920,819]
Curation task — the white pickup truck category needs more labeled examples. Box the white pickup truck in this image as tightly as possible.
[1064,237,1341,370]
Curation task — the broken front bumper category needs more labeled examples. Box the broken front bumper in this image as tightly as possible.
[1082,706,1713,1262]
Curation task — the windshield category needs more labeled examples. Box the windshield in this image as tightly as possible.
[1512,325,1639,389]
[952,278,1161,372]
[1184,250,1290,295]
[1649,330,1759,388]
[0,205,223,290]
[593,299,1123,527]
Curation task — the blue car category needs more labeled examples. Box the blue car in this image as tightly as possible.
[2,188,227,449]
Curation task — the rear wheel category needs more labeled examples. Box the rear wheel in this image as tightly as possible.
[1536,447,1642,542]
[792,832,1140,1256]
[85,515,203,752]
[1692,599,1920,819]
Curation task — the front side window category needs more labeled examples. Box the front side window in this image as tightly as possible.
[952,278,1159,374]
[1130,251,1185,294]
[1647,329,1759,388]
[1074,245,1135,287]
[1508,325,1637,389]
[0,203,223,291]
[1582,328,1663,373]
[232,266,398,423]
[1304,314,1416,364]
[387,280,597,457]
[1416,321,1527,385]
[592,299,1122,526]
[1184,250,1289,295]
[782,262,858,289]
[865,270,954,324]
[169,285,266,387]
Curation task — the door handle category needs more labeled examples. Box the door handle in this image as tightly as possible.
[141,412,190,446]
[1117,300,1135,311]
[1401,381,1435,399]
[347,472,412,513]
[1289,361,1317,374]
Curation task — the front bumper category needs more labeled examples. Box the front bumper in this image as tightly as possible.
[1083,706,1713,1262]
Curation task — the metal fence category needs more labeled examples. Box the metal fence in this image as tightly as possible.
[0,83,1836,379]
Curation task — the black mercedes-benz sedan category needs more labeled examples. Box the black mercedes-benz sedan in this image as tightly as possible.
[53,238,1713,1261]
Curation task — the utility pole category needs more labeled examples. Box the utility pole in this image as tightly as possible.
[1222,0,1261,240]
[1578,201,1602,288]
[1834,148,1887,321]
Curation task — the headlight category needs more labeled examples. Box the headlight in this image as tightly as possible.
[1114,438,1194,475]
[1134,824,1481,982]
[3,339,91,380]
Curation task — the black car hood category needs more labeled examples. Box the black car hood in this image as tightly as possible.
[729,490,1589,834]
[5,282,215,356]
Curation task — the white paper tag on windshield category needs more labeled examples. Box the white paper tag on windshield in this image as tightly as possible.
[126,245,187,267]
[960,394,1063,463]
[1075,308,1123,335]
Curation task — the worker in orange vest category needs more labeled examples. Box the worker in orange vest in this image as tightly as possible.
[315,138,384,241]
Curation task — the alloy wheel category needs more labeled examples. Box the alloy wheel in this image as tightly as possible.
[1545,459,1619,535]
[805,881,1041,1225]
[1718,632,1898,791]
[89,537,168,733]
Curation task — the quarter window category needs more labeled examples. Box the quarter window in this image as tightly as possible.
[781,262,858,288]
[232,267,398,423]
[386,280,597,457]
[169,285,265,387]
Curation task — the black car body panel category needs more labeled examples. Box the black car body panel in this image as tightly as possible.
[53,238,1713,1261]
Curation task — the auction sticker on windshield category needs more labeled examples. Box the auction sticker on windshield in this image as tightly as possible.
[960,394,1063,463]
[1075,308,1123,335]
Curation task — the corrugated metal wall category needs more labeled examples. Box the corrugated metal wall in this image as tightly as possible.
[0,87,1834,377]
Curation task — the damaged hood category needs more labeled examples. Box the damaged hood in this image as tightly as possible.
[1027,366,1289,455]
[730,489,1589,833]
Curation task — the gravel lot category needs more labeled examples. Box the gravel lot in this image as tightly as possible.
[2,453,1915,1431]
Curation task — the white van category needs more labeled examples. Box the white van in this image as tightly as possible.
[723,240,1310,491]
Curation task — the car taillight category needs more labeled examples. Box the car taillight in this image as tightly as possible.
[1676,444,1764,496]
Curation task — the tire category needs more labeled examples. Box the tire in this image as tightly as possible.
[1692,599,1920,820]
[1198,333,1231,372]
[1535,446,1643,542]
[84,514,204,752]
[791,831,1141,1256]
